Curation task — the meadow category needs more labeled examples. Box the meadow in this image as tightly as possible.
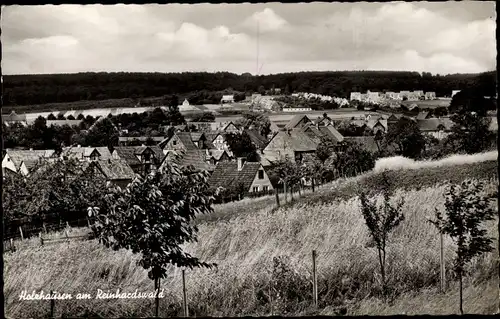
[3,156,498,317]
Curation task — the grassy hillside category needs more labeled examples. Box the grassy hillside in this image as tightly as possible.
[4,160,498,317]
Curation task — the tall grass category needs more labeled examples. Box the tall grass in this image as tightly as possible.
[4,179,497,317]
[374,150,498,172]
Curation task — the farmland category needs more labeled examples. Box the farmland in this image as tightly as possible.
[3,155,498,317]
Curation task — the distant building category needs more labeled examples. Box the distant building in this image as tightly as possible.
[425,92,436,100]
[182,99,190,106]
[350,92,362,101]
[2,149,57,176]
[282,107,312,112]
[452,90,461,97]
[417,118,454,140]
[220,95,235,104]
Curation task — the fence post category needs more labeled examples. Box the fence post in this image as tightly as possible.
[65,230,69,243]
[18,226,24,241]
[312,250,318,308]
[182,269,189,317]
[40,232,44,246]
[87,217,91,228]
[284,182,287,203]
[50,290,55,318]
[10,238,15,252]
[66,221,70,230]
[440,232,446,293]
[43,222,47,233]
[274,188,280,207]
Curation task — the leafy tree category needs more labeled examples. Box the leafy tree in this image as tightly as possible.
[84,118,119,148]
[359,174,405,296]
[225,132,259,162]
[164,105,186,126]
[268,157,300,201]
[88,161,217,316]
[57,114,66,120]
[449,88,496,116]
[76,113,85,120]
[66,115,76,120]
[444,112,494,154]
[237,111,272,137]
[429,180,496,315]
[316,136,338,162]
[47,113,57,120]
[384,117,426,159]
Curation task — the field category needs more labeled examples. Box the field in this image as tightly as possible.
[3,157,498,318]
[401,99,451,109]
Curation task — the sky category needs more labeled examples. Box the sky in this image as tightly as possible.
[1,2,497,75]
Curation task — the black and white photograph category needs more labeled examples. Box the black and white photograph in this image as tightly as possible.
[1,1,498,317]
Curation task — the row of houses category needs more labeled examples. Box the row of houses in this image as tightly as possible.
[350,90,438,103]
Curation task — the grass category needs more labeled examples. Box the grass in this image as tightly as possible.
[3,158,498,317]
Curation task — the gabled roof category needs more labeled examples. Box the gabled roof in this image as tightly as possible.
[5,149,56,171]
[189,132,204,142]
[366,119,388,131]
[61,146,111,159]
[208,161,263,191]
[245,129,268,150]
[176,132,199,150]
[209,149,230,161]
[118,136,165,142]
[167,149,215,171]
[91,159,136,181]
[319,126,344,143]
[266,129,318,153]
[284,114,311,130]
[416,111,430,120]
[112,147,142,165]
[204,131,224,142]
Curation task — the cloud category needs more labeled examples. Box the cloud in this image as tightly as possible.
[1,3,496,75]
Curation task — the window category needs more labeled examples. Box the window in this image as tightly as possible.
[143,153,151,162]
[258,170,264,179]
[173,140,177,146]
[263,186,269,192]
[253,186,259,192]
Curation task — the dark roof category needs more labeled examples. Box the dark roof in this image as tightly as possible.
[112,147,142,165]
[176,132,198,150]
[5,149,56,170]
[167,149,214,171]
[285,114,311,130]
[343,136,380,153]
[204,131,223,142]
[416,112,430,120]
[93,159,136,181]
[319,126,344,143]
[4,111,26,122]
[245,129,268,150]
[208,161,262,191]
[119,136,165,142]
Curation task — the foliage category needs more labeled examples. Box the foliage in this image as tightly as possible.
[384,117,426,159]
[89,161,217,282]
[236,111,272,137]
[4,71,495,107]
[449,87,497,116]
[190,112,216,122]
[323,141,376,180]
[359,173,405,294]
[316,136,338,162]
[2,158,108,224]
[444,113,494,155]
[429,180,496,314]
[224,131,259,162]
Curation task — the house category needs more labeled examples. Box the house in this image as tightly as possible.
[262,129,318,164]
[303,124,344,144]
[182,99,190,106]
[350,92,362,101]
[222,121,240,133]
[425,92,436,100]
[2,149,56,175]
[416,111,431,120]
[451,90,461,97]
[2,111,27,126]
[244,129,269,151]
[366,91,381,103]
[221,95,235,104]
[86,159,136,189]
[343,136,381,153]
[159,132,198,153]
[314,116,333,127]
[208,158,274,194]
[112,145,165,175]
[413,90,424,98]
[207,149,232,166]
[282,107,312,112]
[204,131,231,152]
[161,148,215,172]
[385,92,402,100]
[416,118,454,140]
[284,114,312,130]
[366,119,388,134]
[118,136,165,146]
[61,146,113,162]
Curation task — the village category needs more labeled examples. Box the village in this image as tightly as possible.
[2,88,498,201]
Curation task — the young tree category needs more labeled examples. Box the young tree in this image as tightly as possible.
[359,174,405,296]
[89,161,217,317]
[429,180,496,315]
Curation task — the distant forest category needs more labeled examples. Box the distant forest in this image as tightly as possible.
[3,70,496,107]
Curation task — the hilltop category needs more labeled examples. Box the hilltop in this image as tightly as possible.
[3,155,498,317]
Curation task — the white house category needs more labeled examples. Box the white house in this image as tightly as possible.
[221,95,235,104]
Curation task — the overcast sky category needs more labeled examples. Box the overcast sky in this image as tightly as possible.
[2,2,496,75]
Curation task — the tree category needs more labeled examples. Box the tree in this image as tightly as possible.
[164,105,186,126]
[384,117,426,159]
[77,113,85,120]
[316,136,338,162]
[429,180,496,315]
[359,174,405,296]
[88,161,217,317]
[268,157,300,202]
[47,113,57,120]
[190,112,216,123]
[225,132,259,162]
[444,112,493,154]
[84,118,119,148]
[237,111,272,137]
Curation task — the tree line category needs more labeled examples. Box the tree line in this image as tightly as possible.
[3,71,496,106]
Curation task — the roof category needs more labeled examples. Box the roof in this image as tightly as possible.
[61,146,111,159]
[319,126,344,143]
[119,136,165,142]
[208,161,262,191]
[189,132,204,142]
[112,147,142,165]
[3,111,27,122]
[284,114,311,130]
[46,120,83,127]
[167,149,215,171]
[221,95,234,101]
[245,129,268,150]
[209,149,230,161]
[417,118,454,132]
[416,112,430,120]
[266,129,318,154]
[204,131,223,142]
[343,136,380,153]
[366,119,388,131]
[91,159,136,181]
[176,132,198,150]
[5,149,56,171]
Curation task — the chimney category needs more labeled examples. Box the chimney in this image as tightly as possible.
[237,157,245,171]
